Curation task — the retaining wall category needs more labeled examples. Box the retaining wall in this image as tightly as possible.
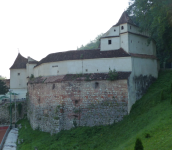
[27,80,129,134]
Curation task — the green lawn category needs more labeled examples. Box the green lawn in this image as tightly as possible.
[17,70,172,150]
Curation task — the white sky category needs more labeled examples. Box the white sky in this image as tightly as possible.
[0,0,129,79]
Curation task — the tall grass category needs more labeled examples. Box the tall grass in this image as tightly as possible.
[17,71,172,150]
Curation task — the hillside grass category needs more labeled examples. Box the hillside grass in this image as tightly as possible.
[17,70,172,150]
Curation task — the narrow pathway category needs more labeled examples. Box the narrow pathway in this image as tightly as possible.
[3,128,18,150]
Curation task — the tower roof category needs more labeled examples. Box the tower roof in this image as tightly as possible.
[10,53,28,69]
[113,11,134,26]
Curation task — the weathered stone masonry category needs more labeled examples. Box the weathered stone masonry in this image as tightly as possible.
[0,102,27,125]
[27,75,129,134]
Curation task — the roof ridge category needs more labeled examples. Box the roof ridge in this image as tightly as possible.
[113,11,134,26]
[10,53,28,69]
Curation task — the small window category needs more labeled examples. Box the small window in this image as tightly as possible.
[85,69,88,72]
[138,41,139,43]
[97,69,98,71]
[131,40,132,43]
[114,29,116,32]
[121,26,124,30]
[18,73,20,76]
[108,40,111,45]
[130,26,131,29]
[57,71,59,73]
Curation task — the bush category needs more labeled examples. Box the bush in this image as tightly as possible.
[107,68,118,81]
[134,138,144,150]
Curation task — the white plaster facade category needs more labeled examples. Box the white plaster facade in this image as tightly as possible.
[9,11,158,112]
[34,57,132,77]
[10,56,37,100]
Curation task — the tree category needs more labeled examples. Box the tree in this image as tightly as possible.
[0,75,6,80]
[127,0,172,64]
[0,80,9,94]
[134,138,144,150]
[77,33,104,50]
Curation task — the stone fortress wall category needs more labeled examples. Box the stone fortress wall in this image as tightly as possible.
[27,75,129,134]
[0,101,27,125]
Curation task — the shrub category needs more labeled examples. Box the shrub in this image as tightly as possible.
[107,68,118,81]
[134,138,144,150]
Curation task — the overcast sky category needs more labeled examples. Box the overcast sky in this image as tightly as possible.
[0,0,129,79]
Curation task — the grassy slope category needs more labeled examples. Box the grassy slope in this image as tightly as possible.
[17,71,172,150]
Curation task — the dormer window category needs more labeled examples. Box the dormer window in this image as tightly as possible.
[121,26,124,30]
[108,40,111,45]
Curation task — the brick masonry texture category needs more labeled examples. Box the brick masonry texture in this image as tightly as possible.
[27,80,128,134]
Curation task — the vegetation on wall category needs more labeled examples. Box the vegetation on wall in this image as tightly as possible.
[17,103,23,116]
[127,0,172,65]
[107,68,118,81]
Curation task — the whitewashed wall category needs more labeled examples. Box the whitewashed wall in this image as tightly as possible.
[127,24,150,37]
[128,57,158,112]
[119,24,128,33]
[103,26,120,37]
[34,57,132,77]
[120,33,129,52]
[10,69,27,99]
[128,33,156,55]
[101,37,120,51]
[26,63,37,77]
[10,69,27,89]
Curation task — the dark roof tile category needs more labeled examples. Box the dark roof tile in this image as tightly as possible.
[113,11,135,26]
[10,53,28,69]
[28,72,131,84]
[35,48,130,68]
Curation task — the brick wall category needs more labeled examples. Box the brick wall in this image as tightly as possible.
[27,79,128,134]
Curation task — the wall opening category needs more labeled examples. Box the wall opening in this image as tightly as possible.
[114,29,116,32]
[95,82,99,89]
[75,100,78,105]
[121,26,124,30]
[18,73,20,76]
[85,69,88,72]
[108,40,111,45]
[52,84,55,89]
